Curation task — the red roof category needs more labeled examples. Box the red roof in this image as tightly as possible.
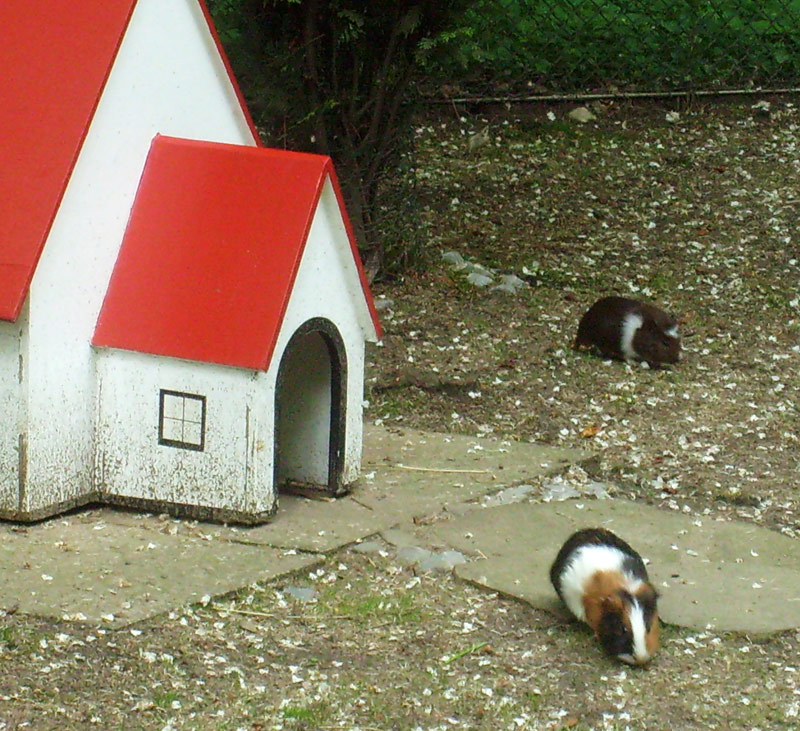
[0,0,258,322]
[92,136,381,370]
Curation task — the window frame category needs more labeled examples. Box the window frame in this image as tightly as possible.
[158,389,207,452]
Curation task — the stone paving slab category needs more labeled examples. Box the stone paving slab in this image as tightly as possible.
[0,518,319,625]
[430,499,800,634]
[106,425,584,555]
[352,425,584,519]
[104,492,390,555]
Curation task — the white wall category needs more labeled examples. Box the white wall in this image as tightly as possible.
[95,350,275,516]
[22,0,257,514]
[0,313,23,512]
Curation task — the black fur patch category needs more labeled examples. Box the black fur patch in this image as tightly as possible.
[597,608,633,658]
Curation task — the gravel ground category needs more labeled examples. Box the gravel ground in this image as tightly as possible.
[2,98,799,730]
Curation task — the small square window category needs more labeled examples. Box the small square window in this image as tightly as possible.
[158,390,206,451]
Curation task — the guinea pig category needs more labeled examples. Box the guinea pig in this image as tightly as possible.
[574,296,681,367]
[549,527,660,666]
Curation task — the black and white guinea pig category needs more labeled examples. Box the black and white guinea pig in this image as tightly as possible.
[549,527,660,666]
[574,296,681,367]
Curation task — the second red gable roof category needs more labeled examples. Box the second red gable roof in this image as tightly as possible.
[93,135,381,370]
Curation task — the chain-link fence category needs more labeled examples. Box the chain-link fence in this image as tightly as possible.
[435,0,800,99]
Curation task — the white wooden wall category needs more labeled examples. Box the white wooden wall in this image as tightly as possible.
[0,313,23,512]
[94,350,273,516]
[268,178,375,488]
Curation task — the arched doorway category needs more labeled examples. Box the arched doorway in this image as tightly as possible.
[274,318,347,496]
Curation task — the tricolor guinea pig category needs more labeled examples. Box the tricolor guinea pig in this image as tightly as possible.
[549,527,660,666]
[574,296,681,367]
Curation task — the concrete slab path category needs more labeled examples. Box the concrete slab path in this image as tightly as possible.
[0,426,581,626]
[1,425,798,635]
[0,517,317,624]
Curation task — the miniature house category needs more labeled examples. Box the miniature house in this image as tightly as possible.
[0,0,381,523]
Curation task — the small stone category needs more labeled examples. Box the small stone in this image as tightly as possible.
[466,272,494,287]
[568,106,596,123]
[284,586,317,602]
[441,250,466,268]
[492,274,527,294]
[418,550,467,572]
[351,540,384,554]
[483,484,535,507]
[396,546,434,565]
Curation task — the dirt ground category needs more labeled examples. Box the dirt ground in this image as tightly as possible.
[2,98,800,730]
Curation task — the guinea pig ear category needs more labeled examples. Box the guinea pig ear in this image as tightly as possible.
[601,594,624,613]
[637,584,659,602]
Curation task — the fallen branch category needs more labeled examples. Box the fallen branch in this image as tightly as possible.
[212,605,366,622]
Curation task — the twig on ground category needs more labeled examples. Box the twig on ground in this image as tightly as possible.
[393,464,490,474]
[442,641,489,664]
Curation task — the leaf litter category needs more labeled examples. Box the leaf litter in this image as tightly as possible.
[1,99,800,729]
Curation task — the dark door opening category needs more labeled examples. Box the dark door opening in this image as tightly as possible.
[274,318,347,497]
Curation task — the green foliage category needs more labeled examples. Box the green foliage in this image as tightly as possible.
[152,690,181,709]
[0,626,15,648]
[206,0,800,276]
[426,0,800,92]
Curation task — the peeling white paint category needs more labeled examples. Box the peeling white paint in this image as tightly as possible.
[0,314,22,511]
[95,351,269,514]
[273,177,376,487]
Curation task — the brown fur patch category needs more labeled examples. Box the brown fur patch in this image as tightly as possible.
[582,570,628,633]
[634,583,660,657]
[645,611,660,656]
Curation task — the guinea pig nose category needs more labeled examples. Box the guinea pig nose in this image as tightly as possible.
[618,651,651,666]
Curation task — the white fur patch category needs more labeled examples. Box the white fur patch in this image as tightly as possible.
[558,545,640,621]
[627,600,650,664]
[665,325,679,338]
[620,313,643,360]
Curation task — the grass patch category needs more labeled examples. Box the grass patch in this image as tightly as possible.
[153,690,180,710]
[330,591,424,626]
[283,700,331,725]
[0,626,15,648]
